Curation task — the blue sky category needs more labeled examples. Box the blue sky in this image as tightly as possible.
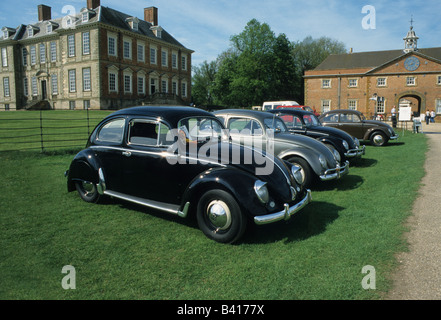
[1,0,440,67]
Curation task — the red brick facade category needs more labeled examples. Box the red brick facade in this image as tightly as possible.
[304,51,441,118]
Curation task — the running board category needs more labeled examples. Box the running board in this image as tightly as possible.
[104,190,189,218]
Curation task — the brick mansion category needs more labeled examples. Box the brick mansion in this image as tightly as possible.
[0,0,193,110]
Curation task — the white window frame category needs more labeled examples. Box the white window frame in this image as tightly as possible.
[161,79,168,93]
[109,71,118,93]
[322,79,331,88]
[406,76,416,86]
[83,68,91,91]
[30,46,36,65]
[68,69,76,92]
[348,78,358,88]
[23,77,29,96]
[3,77,10,97]
[124,74,132,93]
[50,42,57,62]
[51,74,58,95]
[437,75,441,86]
[172,52,178,69]
[1,47,7,67]
[108,34,117,57]
[321,100,331,113]
[22,47,28,66]
[137,75,145,95]
[181,81,187,97]
[82,32,90,55]
[123,38,132,60]
[39,44,46,64]
[161,49,168,67]
[31,77,38,96]
[68,34,75,57]
[150,47,157,64]
[348,99,358,110]
[377,77,387,87]
[181,55,187,71]
[137,43,145,62]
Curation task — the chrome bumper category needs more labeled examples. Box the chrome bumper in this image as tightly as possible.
[390,134,399,140]
[254,189,312,225]
[319,160,349,181]
[345,145,366,158]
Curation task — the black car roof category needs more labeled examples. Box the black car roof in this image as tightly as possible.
[107,106,215,126]
[268,109,314,116]
[321,109,362,115]
[214,109,278,121]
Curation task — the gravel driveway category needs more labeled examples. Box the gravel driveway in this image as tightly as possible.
[386,122,441,299]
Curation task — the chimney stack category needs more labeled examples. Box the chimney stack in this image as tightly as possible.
[87,0,101,10]
[144,7,158,26]
[38,5,51,21]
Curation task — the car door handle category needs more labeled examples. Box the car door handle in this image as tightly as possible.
[122,151,132,157]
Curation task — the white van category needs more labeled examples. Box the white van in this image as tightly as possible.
[262,101,299,111]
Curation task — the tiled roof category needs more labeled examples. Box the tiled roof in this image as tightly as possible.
[314,47,441,71]
[1,5,190,50]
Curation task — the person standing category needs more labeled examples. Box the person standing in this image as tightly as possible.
[391,105,397,128]
[426,110,430,125]
[430,110,436,123]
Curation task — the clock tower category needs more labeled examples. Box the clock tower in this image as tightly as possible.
[403,18,419,53]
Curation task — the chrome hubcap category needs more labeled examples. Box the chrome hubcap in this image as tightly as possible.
[207,200,231,230]
[373,134,384,145]
[81,181,96,195]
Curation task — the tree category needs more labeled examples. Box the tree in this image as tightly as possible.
[192,60,217,106]
[292,36,347,103]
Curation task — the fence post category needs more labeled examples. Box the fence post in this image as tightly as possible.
[40,110,44,152]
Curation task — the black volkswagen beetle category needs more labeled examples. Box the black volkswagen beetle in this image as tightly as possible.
[214,109,349,187]
[66,106,311,243]
[319,109,399,146]
[268,109,365,161]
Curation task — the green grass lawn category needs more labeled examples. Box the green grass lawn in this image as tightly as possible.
[0,131,427,300]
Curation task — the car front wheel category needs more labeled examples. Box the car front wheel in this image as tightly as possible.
[75,180,101,203]
[197,189,247,243]
[370,132,387,146]
[286,156,313,187]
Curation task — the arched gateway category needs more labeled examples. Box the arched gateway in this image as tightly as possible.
[396,91,426,116]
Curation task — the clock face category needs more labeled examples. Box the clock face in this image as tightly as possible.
[404,56,420,71]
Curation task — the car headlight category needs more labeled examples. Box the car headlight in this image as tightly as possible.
[319,154,327,169]
[333,149,341,162]
[291,165,303,185]
[254,180,269,204]
[342,140,349,150]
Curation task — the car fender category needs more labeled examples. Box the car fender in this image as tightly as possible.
[67,149,102,192]
[363,126,389,141]
[277,147,323,176]
[181,167,269,218]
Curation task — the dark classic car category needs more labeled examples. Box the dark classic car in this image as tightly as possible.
[66,106,312,243]
[268,109,365,161]
[319,109,399,146]
[214,109,349,187]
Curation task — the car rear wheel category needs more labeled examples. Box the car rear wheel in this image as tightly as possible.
[197,189,246,243]
[370,132,387,146]
[286,156,312,187]
[75,180,101,203]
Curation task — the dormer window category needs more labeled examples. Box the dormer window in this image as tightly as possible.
[46,21,58,34]
[27,25,39,38]
[150,26,163,38]
[125,17,139,31]
[80,8,96,23]
[82,12,89,22]
[1,27,15,40]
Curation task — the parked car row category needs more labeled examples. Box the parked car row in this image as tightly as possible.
[66,106,398,243]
